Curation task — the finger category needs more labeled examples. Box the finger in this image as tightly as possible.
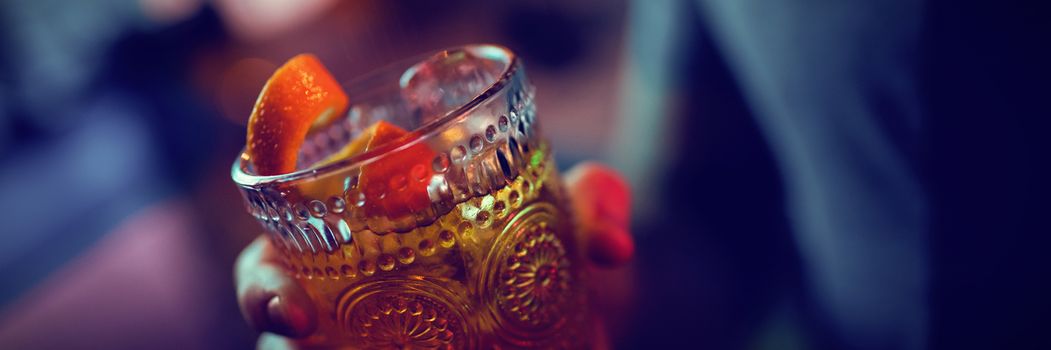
[236,235,317,338]
[564,162,635,267]
[257,333,301,350]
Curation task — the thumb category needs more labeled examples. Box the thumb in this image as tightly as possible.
[236,236,318,338]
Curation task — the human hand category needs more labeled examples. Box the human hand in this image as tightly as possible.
[235,162,634,349]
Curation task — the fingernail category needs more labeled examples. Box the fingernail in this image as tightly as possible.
[266,296,291,334]
[267,295,312,337]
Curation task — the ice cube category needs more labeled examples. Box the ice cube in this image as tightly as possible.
[399,48,505,124]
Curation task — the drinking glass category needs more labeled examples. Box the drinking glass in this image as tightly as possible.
[232,45,591,349]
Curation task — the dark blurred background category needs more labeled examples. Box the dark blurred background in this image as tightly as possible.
[0,0,1048,349]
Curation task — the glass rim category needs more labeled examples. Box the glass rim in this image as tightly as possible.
[231,44,519,187]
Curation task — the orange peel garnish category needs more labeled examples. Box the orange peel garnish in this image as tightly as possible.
[246,53,436,220]
[246,54,348,176]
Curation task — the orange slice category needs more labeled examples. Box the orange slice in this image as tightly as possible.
[305,120,436,219]
[357,122,436,219]
[315,121,433,217]
[246,54,348,176]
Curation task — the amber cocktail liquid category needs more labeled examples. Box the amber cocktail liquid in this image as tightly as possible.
[233,45,590,349]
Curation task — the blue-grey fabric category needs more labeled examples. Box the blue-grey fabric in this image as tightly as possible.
[697,1,928,349]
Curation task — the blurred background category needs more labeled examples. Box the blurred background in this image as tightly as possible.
[0,0,1048,349]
